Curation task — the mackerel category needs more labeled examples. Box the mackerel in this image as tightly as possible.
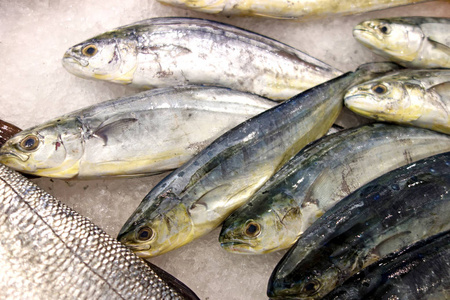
[62,17,341,100]
[220,123,450,254]
[268,152,450,299]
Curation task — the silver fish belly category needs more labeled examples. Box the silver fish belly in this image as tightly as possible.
[0,163,199,300]
[156,0,432,20]
[117,62,402,258]
[62,17,341,100]
[0,86,277,179]
[219,123,450,254]
[268,152,450,299]
[354,17,450,68]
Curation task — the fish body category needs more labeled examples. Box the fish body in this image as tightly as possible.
[117,62,401,258]
[344,69,450,134]
[353,17,450,68]
[62,17,341,100]
[0,86,276,179]
[220,123,450,254]
[323,230,450,300]
[268,151,450,299]
[0,163,199,300]
[156,0,431,20]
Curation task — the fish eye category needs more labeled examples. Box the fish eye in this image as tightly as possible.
[82,44,98,57]
[19,135,39,151]
[302,279,321,295]
[137,227,155,241]
[378,24,391,34]
[244,221,261,237]
[371,84,388,95]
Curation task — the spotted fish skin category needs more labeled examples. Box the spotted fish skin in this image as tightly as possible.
[268,151,450,299]
[323,230,450,300]
[62,17,341,100]
[0,163,199,300]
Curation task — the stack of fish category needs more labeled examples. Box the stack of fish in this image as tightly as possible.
[0,1,449,299]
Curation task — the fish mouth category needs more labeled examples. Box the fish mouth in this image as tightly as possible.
[0,151,29,162]
[125,243,152,252]
[62,53,89,67]
[220,240,257,253]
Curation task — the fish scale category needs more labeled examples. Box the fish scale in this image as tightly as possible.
[0,164,198,300]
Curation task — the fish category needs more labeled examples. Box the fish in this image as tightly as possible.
[219,123,450,255]
[0,163,199,300]
[117,62,402,258]
[0,119,21,148]
[353,17,450,68]
[156,0,431,20]
[344,69,450,134]
[0,86,277,179]
[323,230,450,300]
[62,17,341,100]
[268,151,450,299]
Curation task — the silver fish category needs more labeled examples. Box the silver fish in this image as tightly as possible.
[0,86,276,179]
[156,0,432,20]
[219,123,450,254]
[354,17,450,68]
[268,152,450,299]
[344,69,450,134]
[117,62,401,258]
[0,163,199,300]
[323,230,450,300]
[62,17,341,100]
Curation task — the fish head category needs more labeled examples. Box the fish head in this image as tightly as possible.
[353,18,424,62]
[157,0,226,14]
[219,191,302,254]
[344,78,425,123]
[0,117,84,178]
[62,29,138,84]
[118,192,195,257]
[268,265,341,299]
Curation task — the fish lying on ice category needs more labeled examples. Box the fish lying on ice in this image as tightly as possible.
[156,0,432,20]
[62,17,341,100]
[353,17,450,68]
[344,69,450,134]
[323,230,450,300]
[220,123,450,254]
[118,62,401,258]
[0,86,276,179]
[0,163,199,300]
[268,151,450,299]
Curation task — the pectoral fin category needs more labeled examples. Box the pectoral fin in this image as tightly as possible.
[188,184,231,214]
[427,37,450,55]
[92,117,138,146]
[367,230,413,268]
